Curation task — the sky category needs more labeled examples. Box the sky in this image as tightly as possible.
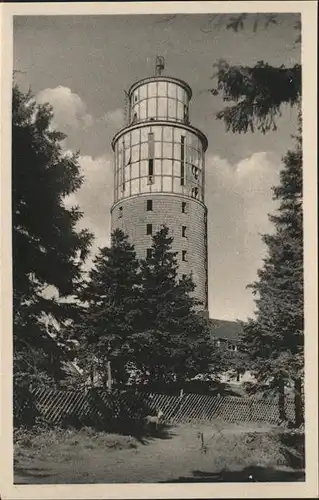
[13,13,301,321]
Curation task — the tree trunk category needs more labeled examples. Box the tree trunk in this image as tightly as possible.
[294,377,303,427]
[278,378,286,421]
[107,360,112,392]
[90,362,95,388]
[149,367,157,387]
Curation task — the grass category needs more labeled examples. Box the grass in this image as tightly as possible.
[14,425,138,456]
[14,421,305,484]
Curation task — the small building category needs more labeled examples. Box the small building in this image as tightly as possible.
[209,318,243,352]
[209,318,256,387]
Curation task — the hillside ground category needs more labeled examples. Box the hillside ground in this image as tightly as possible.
[14,421,304,484]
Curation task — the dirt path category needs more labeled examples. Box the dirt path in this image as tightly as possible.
[14,423,304,484]
[15,424,209,483]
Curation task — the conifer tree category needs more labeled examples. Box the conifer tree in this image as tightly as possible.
[209,15,301,135]
[158,14,301,135]
[240,122,303,425]
[77,229,142,387]
[204,17,303,423]
[130,226,216,386]
[12,82,93,387]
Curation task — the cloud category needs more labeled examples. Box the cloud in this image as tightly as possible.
[101,108,125,130]
[64,154,114,264]
[205,152,280,320]
[36,86,94,131]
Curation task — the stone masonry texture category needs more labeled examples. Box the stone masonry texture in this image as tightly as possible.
[111,193,208,309]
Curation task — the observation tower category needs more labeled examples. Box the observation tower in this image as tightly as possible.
[111,57,208,311]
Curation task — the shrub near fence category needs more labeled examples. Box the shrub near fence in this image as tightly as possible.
[14,387,297,428]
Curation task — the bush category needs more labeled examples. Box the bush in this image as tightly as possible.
[13,386,39,428]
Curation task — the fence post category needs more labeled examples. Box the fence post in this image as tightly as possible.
[249,398,253,421]
[176,391,189,422]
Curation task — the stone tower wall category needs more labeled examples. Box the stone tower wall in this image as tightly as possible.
[111,193,208,309]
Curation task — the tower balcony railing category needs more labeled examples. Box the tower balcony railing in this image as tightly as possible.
[128,114,190,127]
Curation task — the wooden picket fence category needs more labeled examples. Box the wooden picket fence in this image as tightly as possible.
[14,386,297,427]
[145,391,295,424]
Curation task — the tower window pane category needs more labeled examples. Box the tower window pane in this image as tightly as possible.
[192,165,199,180]
[182,250,187,262]
[146,248,152,259]
[191,187,199,199]
[147,224,152,235]
[182,201,187,213]
[147,200,153,211]
[184,105,189,123]
[148,159,154,183]
[182,226,187,237]
[180,136,185,185]
[148,159,154,176]
[148,133,155,157]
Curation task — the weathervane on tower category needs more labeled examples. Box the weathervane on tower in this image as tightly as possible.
[155,55,165,76]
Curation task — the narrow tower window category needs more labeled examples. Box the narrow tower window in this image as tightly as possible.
[182,226,187,238]
[119,206,123,218]
[148,132,155,184]
[182,201,187,213]
[121,138,126,192]
[184,105,189,123]
[182,250,187,262]
[148,133,155,157]
[146,248,153,259]
[147,199,153,211]
[147,224,152,235]
[148,159,154,176]
[180,136,185,185]
[192,165,199,180]
[191,187,199,199]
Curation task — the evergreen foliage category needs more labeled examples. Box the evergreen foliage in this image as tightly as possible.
[76,226,218,389]
[129,226,217,386]
[210,15,301,134]
[208,18,303,423]
[76,229,142,387]
[240,125,303,424]
[211,60,301,134]
[12,83,93,387]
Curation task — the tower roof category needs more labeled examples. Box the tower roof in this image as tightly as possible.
[128,76,192,100]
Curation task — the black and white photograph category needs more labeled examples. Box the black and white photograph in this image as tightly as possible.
[1,2,318,498]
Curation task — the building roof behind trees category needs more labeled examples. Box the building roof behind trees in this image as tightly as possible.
[209,318,243,344]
